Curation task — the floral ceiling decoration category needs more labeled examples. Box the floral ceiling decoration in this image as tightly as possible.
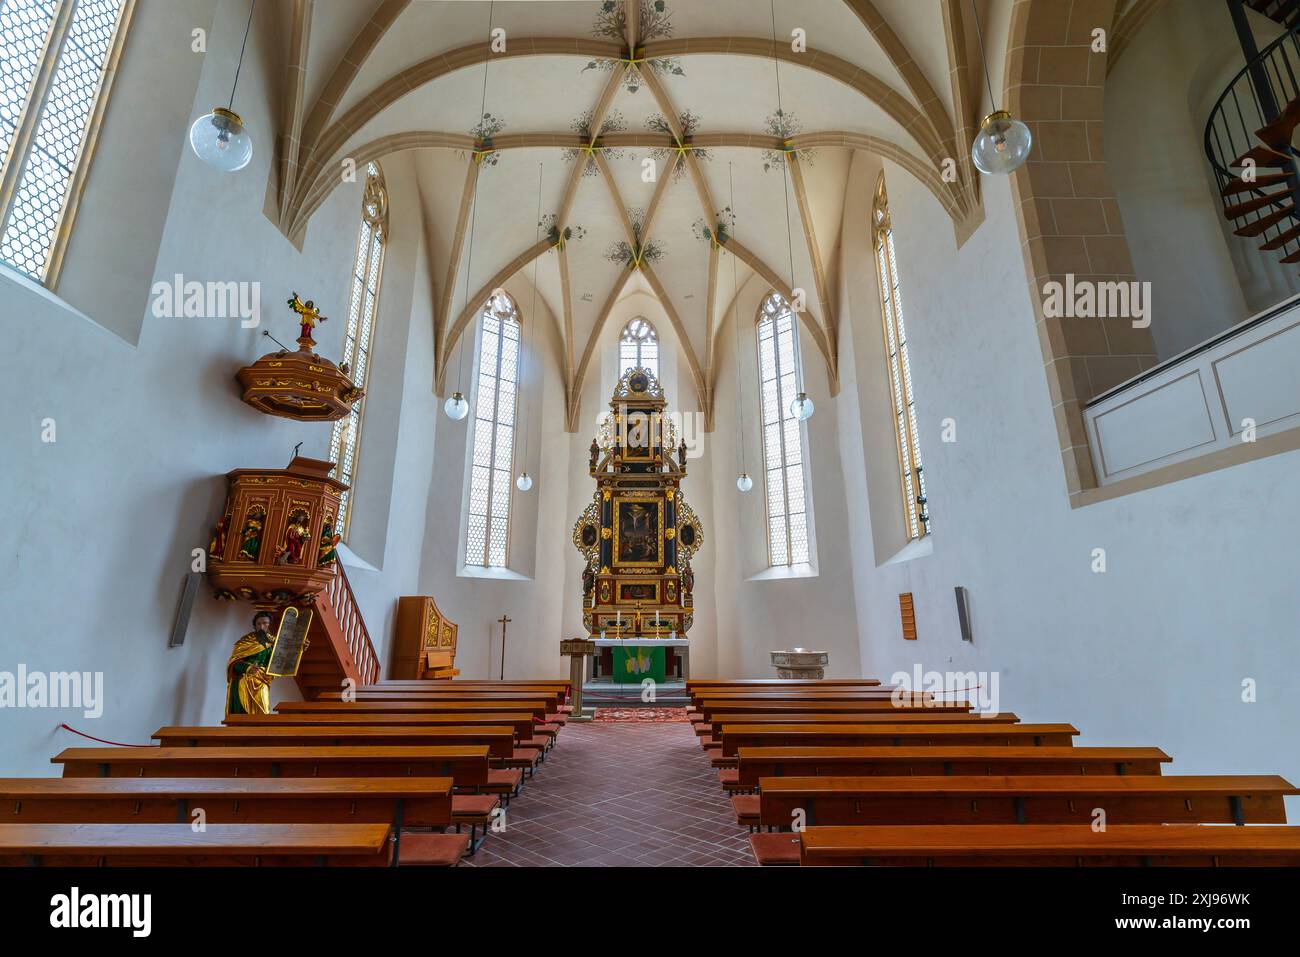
[584,0,684,94]
[564,108,629,174]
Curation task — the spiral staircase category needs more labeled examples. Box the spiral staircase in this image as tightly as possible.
[1204,1,1300,267]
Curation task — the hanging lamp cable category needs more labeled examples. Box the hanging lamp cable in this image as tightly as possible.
[728,162,746,477]
[455,0,497,398]
[968,0,998,110]
[521,161,544,475]
[769,0,805,394]
[228,0,258,110]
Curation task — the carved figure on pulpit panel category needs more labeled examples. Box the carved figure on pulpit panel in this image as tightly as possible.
[236,507,266,561]
[278,508,311,565]
[226,611,276,716]
[318,515,341,566]
[209,514,230,561]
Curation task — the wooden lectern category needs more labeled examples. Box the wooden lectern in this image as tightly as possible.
[391,596,459,679]
[559,638,596,720]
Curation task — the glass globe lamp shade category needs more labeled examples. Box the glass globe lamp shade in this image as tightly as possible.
[444,391,469,420]
[190,107,253,172]
[971,110,1032,175]
[516,472,533,492]
[789,391,815,422]
[736,472,753,493]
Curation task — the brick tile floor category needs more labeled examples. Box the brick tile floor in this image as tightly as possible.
[464,719,755,867]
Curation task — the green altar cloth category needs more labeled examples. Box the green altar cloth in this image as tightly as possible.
[612,644,667,683]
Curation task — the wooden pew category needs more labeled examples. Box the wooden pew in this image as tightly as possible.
[277,700,551,721]
[154,725,541,781]
[698,711,1017,738]
[226,710,538,740]
[718,723,1079,758]
[318,689,565,707]
[729,746,1171,790]
[696,690,911,703]
[53,746,491,789]
[0,777,467,865]
[694,699,947,721]
[688,679,882,688]
[795,823,1300,866]
[753,775,1297,831]
[0,823,399,867]
[154,725,517,760]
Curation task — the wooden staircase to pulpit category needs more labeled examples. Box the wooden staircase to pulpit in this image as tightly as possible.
[294,564,381,698]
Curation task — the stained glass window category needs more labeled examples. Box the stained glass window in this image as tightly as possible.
[465,292,520,568]
[0,0,132,284]
[756,291,810,566]
[327,162,387,538]
[873,174,929,539]
[618,316,658,380]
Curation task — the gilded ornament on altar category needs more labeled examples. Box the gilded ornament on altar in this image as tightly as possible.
[572,366,703,638]
[235,293,363,422]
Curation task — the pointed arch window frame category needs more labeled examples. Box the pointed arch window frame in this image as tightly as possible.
[328,160,388,539]
[464,291,522,569]
[872,173,930,541]
[618,316,659,381]
[756,291,812,568]
[0,0,137,287]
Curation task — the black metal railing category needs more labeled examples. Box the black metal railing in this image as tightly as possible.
[1204,22,1300,263]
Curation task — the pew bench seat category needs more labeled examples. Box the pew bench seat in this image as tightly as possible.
[749,831,802,866]
[396,831,472,866]
[451,794,501,853]
[0,823,394,867]
[799,823,1300,866]
[731,794,760,828]
[482,768,524,798]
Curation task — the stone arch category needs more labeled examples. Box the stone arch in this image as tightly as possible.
[1003,0,1159,496]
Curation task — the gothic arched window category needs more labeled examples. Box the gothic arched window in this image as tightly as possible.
[873,174,930,539]
[0,0,135,284]
[619,316,659,380]
[327,161,388,537]
[756,291,810,566]
[465,292,521,568]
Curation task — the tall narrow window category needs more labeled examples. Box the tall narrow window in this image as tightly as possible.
[0,0,134,284]
[465,292,521,568]
[873,174,930,539]
[618,316,658,380]
[327,161,387,537]
[757,291,810,566]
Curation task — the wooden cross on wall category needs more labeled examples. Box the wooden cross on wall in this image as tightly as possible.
[498,615,512,680]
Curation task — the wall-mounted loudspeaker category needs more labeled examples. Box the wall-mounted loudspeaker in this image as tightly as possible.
[954,585,973,643]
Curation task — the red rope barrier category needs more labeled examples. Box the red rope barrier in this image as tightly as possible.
[59,724,156,748]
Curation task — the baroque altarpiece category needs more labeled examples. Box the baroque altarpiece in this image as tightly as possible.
[572,368,704,641]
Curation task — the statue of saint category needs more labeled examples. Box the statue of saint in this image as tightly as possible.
[237,511,264,561]
[286,291,328,343]
[226,610,276,716]
[318,520,341,566]
[209,514,230,560]
[277,511,310,565]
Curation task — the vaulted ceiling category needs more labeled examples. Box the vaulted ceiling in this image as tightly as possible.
[267,0,990,429]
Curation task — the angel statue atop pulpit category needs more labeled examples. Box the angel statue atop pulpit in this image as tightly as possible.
[286,291,327,343]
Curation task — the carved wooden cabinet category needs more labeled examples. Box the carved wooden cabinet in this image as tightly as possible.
[391,596,459,679]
